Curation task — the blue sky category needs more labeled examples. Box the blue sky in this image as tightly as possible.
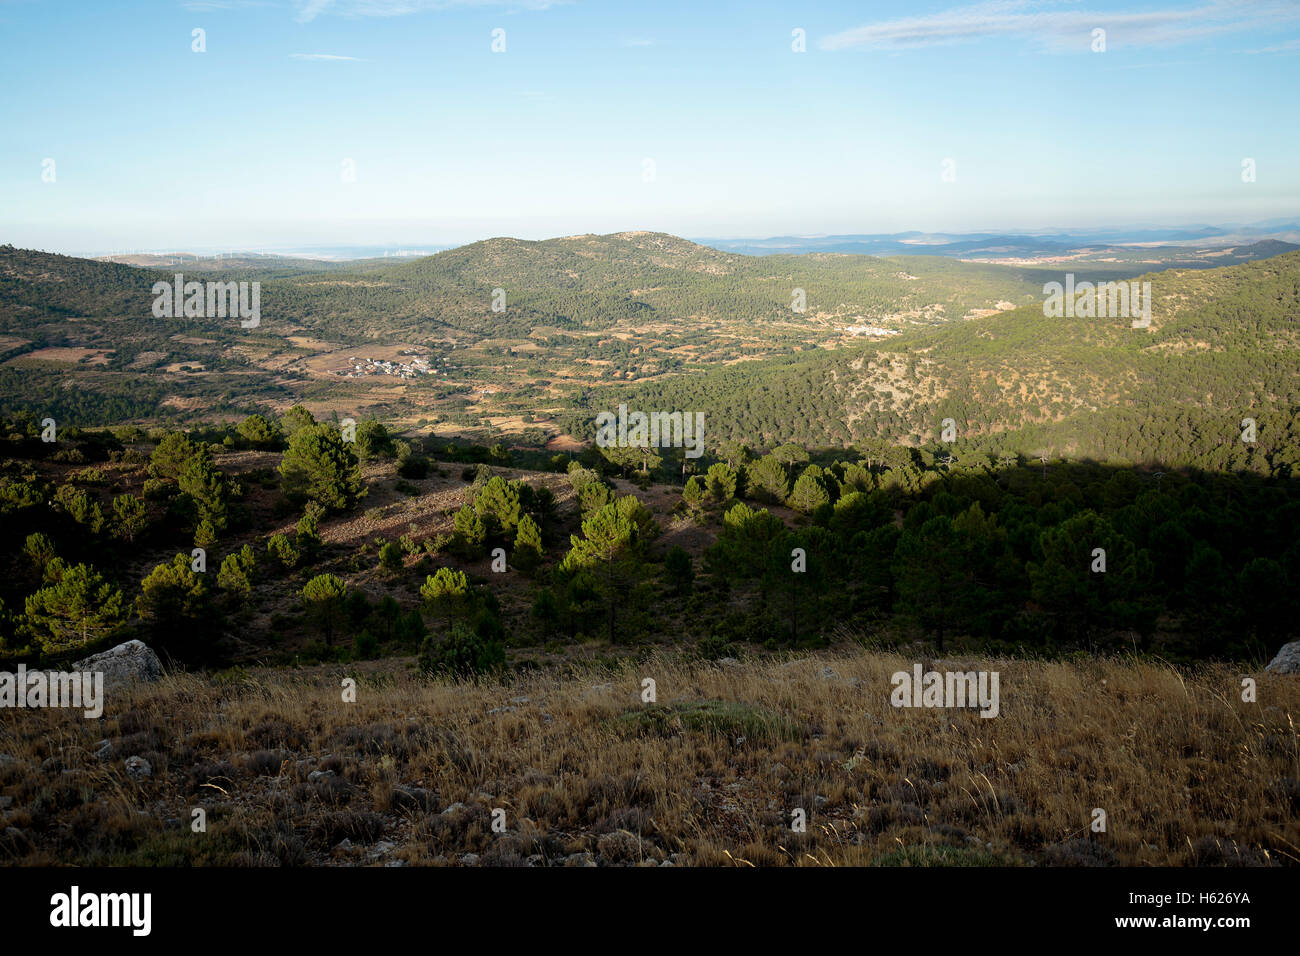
[2,0,1298,253]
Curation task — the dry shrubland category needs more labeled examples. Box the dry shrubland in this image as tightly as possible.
[1,650,1296,867]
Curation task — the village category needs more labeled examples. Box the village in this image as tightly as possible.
[335,350,450,379]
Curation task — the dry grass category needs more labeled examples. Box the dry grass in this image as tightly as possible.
[1,651,1296,867]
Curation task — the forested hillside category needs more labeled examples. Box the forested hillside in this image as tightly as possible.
[586,251,1300,471]
[1,239,1297,472]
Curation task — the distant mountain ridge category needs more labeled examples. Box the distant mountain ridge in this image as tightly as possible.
[697,228,1300,262]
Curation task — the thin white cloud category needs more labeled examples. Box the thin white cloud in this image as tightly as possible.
[620,37,655,48]
[290,52,365,60]
[293,0,567,23]
[1240,36,1300,54]
[181,0,269,10]
[821,0,1300,53]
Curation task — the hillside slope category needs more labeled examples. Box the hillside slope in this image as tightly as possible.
[601,251,1300,468]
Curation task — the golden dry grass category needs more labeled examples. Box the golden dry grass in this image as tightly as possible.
[0,650,1296,867]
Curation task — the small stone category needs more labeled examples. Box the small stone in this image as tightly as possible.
[459,853,480,866]
[93,740,113,761]
[718,657,741,667]
[124,756,151,781]
[509,696,531,705]
[487,706,516,715]
[308,769,335,782]
[441,802,467,816]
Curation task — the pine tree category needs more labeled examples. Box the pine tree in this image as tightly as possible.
[112,493,149,543]
[23,562,129,653]
[513,514,544,571]
[279,423,363,512]
[217,545,257,603]
[138,553,209,635]
[301,573,347,644]
[420,567,472,630]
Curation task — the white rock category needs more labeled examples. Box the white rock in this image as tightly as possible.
[72,640,163,693]
[1265,641,1300,674]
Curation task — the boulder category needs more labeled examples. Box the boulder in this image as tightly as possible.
[1266,641,1300,674]
[72,640,163,692]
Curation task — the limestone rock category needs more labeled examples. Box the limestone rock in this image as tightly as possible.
[72,640,163,692]
[1265,641,1300,674]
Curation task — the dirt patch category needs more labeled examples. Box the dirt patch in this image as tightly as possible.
[6,346,112,366]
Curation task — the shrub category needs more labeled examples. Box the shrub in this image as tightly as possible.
[418,623,504,679]
[217,545,257,603]
[267,533,300,569]
[352,631,379,660]
[396,454,430,479]
[378,541,403,574]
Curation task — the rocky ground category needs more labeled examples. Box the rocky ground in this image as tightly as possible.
[1,646,1297,867]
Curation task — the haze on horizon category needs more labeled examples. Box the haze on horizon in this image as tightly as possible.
[2,0,1298,255]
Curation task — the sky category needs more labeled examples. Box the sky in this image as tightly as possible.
[1,0,1298,254]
